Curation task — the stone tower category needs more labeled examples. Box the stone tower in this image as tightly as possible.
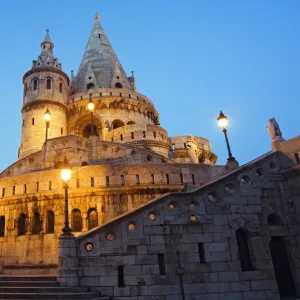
[19,30,69,158]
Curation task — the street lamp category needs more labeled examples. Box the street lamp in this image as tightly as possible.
[87,94,96,136]
[217,111,235,161]
[44,108,51,142]
[60,156,72,235]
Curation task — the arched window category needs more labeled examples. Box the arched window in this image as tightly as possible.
[236,228,254,271]
[268,213,283,226]
[87,83,95,90]
[111,119,125,129]
[82,124,98,138]
[72,209,82,232]
[18,213,26,236]
[115,82,123,88]
[46,78,51,89]
[0,216,5,237]
[33,79,38,91]
[88,209,98,230]
[59,82,63,93]
[32,212,42,234]
[46,211,54,234]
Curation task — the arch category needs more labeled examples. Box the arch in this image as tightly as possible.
[260,205,284,225]
[87,83,95,90]
[88,208,98,230]
[33,79,38,91]
[115,82,123,88]
[72,209,82,232]
[32,212,42,234]
[229,217,258,234]
[127,121,136,125]
[46,78,51,89]
[18,213,26,236]
[268,213,283,226]
[111,119,125,129]
[73,115,102,138]
[236,228,254,271]
[82,124,98,138]
[0,216,5,237]
[59,82,63,93]
[46,211,54,234]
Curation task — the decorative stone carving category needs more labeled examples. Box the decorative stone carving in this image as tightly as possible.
[267,118,284,141]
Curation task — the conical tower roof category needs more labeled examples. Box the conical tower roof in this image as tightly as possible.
[75,13,131,92]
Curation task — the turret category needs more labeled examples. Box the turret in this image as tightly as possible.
[19,30,69,158]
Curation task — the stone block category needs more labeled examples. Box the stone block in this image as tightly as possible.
[183,283,207,293]
[218,292,243,300]
[206,282,231,293]
[230,281,251,291]
[218,271,239,282]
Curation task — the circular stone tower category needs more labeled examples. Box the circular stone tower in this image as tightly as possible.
[19,30,69,158]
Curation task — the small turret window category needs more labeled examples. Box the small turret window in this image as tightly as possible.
[87,83,95,90]
[46,78,51,89]
[115,82,123,88]
[33,79,38,91]
[24,84,27,96]
[59,82,63,93]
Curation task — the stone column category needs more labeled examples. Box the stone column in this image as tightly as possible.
[82,213,88,232]
[57,233,79,287]
[89,135,98,161]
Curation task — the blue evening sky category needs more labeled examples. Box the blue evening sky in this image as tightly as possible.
[0,1,299,171]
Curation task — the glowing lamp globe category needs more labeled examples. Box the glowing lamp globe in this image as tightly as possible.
[44,108,51,122]
[217,111,228,130]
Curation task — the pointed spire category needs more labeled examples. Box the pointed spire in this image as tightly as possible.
[43,29,51,43]
[74,14,132,92]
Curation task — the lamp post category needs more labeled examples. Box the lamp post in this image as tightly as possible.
[87,94,96,136]
[44,108,51,142]
[217,111,235,161]
[60,156,72,235]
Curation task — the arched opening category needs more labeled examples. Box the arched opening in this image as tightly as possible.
[127,121,136,125]
[59,82,63,93]
[236,228,254,271]
[115,82,123,88]
[72,209,82,232]
[111,119,125,129]
[88,209,98,230]
[82,124,98,138]
[87,83,95,90]
[33,79,38,91]
[46,78,51,89]
[18,213,26,236]
[0,216,5,237]
[46,211,54,234]
[32,212,42,234]
[24,84,27,96]
[268,213,283,226]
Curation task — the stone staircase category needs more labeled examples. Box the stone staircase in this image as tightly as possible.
[0,275,109,299]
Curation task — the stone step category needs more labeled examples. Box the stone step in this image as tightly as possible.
[0,292,101,299]
[0,287,89,293]
[0,281,59,287]
[0,275,57,281]
[3,265,58,275]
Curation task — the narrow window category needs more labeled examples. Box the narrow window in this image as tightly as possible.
[166,174,170,184]
[59,82,63,93]
[294,153,300,164]
[143,131,146,138]
[88,209,98,230]
[72,209,82,231]
[118,265,125,287]
[111,137,114,142]
[24,84,27,96]
[36,182,39,192]
[0,216,5,237]
[106,176,110,187]
[32,212,42,234]
[121,175,125,185]
[47,211,54,234]
[172,143,176,150]
[33,79,37,91]
[91,177,95,187]
[192,174,195,185]
[24,184,27,194]
[151,174,155,184]
[198,243,206,263]
[61,127,63,135]
[236,228,253,271]
[158,254,166,275]
[32,118,35,125]
[22,119,24,127]
[153,132,156,139]
[2,188,5,197]
[136,175,140,185]
[98,34,101,39]
[180,174,183,184]
[46,78,51,89]
[131,132,134,139]
[18,214,26,236]
[49,181,52,190]
[12,186,15,196]
[76,178,80,188]
[120,134,123,141]
[184,143,186,148]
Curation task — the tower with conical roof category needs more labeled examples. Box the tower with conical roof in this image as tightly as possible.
[20,30,69,158]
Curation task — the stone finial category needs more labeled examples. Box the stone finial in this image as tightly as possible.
[94,12,100,21]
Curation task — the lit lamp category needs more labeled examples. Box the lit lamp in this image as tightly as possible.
[87,94,96,136]
[217,111,235,162]
[60,156,72,235]
[44,108,51,142]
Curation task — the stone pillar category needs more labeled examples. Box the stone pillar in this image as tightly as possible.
[57,233,79,287]
[226,158,239,170]
[82,213,88,232]
[102,127,109,141]
[89,135,98,161]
